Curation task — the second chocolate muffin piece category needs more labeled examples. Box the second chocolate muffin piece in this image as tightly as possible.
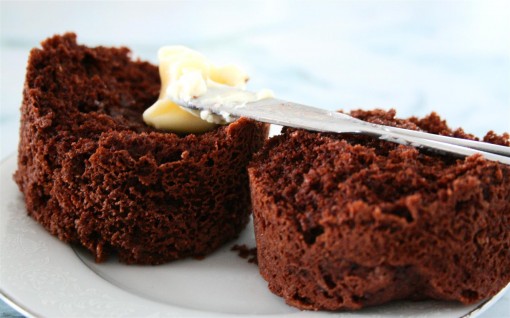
[249,109,510,310]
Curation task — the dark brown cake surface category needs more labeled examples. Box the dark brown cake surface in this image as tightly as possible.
[249,109,510,310]
[14,33,268,264]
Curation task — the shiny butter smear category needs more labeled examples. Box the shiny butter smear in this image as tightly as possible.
[143,46,273,133]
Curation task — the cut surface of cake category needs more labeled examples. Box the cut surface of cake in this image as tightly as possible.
[14,33,268,264]
[249,109,510,310]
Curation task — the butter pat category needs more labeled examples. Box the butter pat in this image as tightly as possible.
[143,46,272,133]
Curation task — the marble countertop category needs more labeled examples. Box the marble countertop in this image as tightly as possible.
[1,1,509,317]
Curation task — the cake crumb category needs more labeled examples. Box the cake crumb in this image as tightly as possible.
[231,244,258,264]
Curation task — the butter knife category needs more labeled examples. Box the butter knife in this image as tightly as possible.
[173,87,510,165]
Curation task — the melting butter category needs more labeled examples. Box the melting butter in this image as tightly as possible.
[143,46,255,133]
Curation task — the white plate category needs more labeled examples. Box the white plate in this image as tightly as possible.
[1,154,508,318]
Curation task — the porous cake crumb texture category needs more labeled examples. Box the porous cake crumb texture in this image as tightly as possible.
[249,109,510,310]
[15,33,268,264]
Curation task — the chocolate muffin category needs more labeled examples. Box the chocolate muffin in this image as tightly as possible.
[14,33,268,264]
[249,109,510,310]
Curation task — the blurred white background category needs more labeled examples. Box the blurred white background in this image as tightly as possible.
[2,0,510,160]
[1,1,509,317]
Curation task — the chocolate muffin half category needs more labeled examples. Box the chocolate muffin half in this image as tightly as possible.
[14,33,268,264]
[249,109,510,310]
